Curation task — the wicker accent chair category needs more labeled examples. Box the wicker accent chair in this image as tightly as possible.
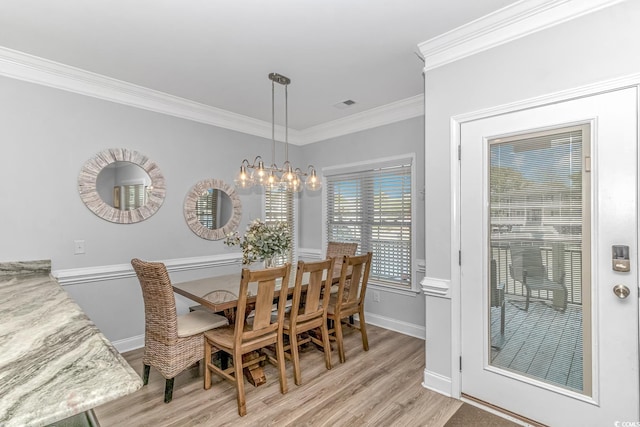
[131,258,229,403]
[283,258,335,386]
[204,264,291,417]
[325,241,358,282]
[327,252,372,363]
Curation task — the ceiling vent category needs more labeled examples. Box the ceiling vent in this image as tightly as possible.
[333,99,357,109]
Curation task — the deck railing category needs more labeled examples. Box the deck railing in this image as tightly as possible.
[491,243,582,305]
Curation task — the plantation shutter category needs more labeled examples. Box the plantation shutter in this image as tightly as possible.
[265,188,296,267]
[123,184,147,211]
[195,189,219,229]
[326,163,412,287]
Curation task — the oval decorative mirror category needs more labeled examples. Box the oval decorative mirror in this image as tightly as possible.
[184,179,241,240]
[78,148,166,224]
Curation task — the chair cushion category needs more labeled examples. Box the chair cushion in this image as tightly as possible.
[177,310,228,337]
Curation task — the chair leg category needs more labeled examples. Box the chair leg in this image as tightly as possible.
[290,331,302,386]
[335,317,346,363]
[525,289,531,311]
[164,378,174,403]
[276,334,289,394]
[500,302,505,335]
[233,350,246,416]
[204,338,212,390]
[142,364,150,385]
[320,321,332,370]
[358,309,369,352]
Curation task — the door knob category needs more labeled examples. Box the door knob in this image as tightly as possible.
[613,284,630,299]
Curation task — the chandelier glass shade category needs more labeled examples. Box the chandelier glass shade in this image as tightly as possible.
[234,73,321,193]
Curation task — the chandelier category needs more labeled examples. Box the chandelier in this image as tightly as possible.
[234,73,321,192]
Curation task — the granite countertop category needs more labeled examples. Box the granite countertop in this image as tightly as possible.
[0,261,142,427]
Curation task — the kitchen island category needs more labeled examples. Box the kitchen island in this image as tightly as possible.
[0,260,142,427]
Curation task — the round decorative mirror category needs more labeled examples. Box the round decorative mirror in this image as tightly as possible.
[78,148,166,224]
[184,179,241,240]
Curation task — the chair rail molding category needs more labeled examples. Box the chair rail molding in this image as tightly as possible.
[53,253,242,286]
[418,0,626,71]
[0,46,421,145]
[421,277,451,299]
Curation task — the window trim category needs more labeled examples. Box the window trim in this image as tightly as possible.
[322,153,418,292]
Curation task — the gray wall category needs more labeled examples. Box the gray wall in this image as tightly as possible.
[299,117,426,329]
[0,73,425,346]
[0,76,273,343]
[423,1,640,384]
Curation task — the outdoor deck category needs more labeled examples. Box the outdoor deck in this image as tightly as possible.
[490,297,583,392]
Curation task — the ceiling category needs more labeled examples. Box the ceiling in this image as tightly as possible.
[0,0,518,131]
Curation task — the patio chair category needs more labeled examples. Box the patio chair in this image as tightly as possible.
[508,246,567,312]
[491,259,505,335]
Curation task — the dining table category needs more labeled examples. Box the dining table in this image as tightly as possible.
[173,271,304,386]
[172,267,341,387]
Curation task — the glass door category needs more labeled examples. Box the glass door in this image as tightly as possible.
[489,125,590,394]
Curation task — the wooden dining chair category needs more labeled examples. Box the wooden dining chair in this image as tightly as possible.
[327,252,372,363]
[325,241,358,282]
[203,264,291,417]
[131,258,229,403]
[283,258,335,386]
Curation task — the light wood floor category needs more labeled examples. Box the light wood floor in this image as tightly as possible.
[94,325,463,426]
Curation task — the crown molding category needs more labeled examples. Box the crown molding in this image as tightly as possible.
[0,46,285,140]
[297,95,424,145]
[0,46,422,145]
[418,0,626,71]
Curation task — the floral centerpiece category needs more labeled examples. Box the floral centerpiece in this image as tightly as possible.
[224,219,292,266]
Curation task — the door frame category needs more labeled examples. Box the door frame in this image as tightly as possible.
[448,73,640,401]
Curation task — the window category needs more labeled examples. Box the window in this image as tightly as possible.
[122,184,147,210]
[194,188,219,229]
[264,188,296,268]
[324,155,414,288]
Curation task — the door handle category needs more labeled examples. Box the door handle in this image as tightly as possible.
[613,284,630,299]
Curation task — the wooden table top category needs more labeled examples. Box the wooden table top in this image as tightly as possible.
[172,269,339,313]
[173,272,300,313]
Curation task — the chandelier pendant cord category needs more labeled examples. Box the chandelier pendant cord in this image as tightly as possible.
[234,72,322,192]
[271,79,276,167]
[285,83,289,163]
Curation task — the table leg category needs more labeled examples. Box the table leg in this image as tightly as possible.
[243,352,266,387]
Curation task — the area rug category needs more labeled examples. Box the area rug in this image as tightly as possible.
[444,403,520,426]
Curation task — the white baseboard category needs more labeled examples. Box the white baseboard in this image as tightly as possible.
[109,315,423,354]
[365,312,425,340]
[111,334,144,354]
[422,369,452,397]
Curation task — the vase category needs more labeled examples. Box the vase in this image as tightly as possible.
[264,256,276,268]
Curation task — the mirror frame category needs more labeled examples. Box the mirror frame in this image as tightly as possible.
[78,148,166,224]
[184,178,241,240]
